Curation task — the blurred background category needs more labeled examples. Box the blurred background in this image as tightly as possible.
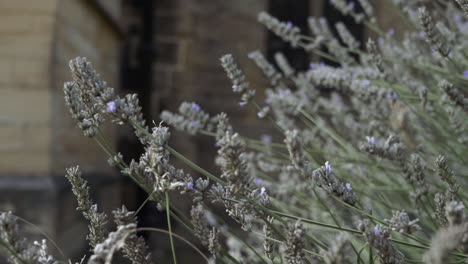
[0,0,397,262]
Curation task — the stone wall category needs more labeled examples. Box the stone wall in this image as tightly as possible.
[153,0,268,171]
[0,0,57,175]
[0,0,123,260]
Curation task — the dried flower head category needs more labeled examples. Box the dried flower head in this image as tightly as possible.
[112,206,152,264]
[88,224,136,264]
[65,166,108,248]
[220,54,256,106]
[385,210,420,234]
[258,12,302,47]
[418,7,451,57]
[285,221,307,264]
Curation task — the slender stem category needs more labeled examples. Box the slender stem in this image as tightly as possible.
[138,227,210,263]
[165,192,178,264]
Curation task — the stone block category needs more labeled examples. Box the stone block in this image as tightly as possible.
[0,33,53,60]
[0,57,50,88]
[0,88,51,123]
[154,13,177,37]
[0,14,55,34]
[0,150,50,174]
[0,0,57,14]
[0,124,24,152]
[154,38,180,65]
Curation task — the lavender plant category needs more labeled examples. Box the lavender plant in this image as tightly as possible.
[1,1,468,263]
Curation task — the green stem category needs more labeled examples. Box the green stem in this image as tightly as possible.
[166,192,178,264]
[138,227,209,263]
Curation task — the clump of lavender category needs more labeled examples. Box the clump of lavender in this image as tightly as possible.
[5,1,468,263]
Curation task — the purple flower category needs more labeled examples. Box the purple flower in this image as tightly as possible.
[190,120,201,127]
[82,118,92,126]
[418,31,425,40]
[309,63,317,69]
[362,79,371,87]
[260,187,267,195]
[187,182,194,190]
[345,183,352,191]
[464,70,468,79]
[386,91,398,100]
[261,134,272,143]
[373,226,381,236]
[366,136,376,145]
[232,85,240,92]
[191,102,201,111]
[254,178,263,186]
[378,37,384,46]
[286,21,293,29]
[325,161,333,174]
[247,52,255,59]
[239,101,247,107]
[278,89,288,97]
[106,101,117,113]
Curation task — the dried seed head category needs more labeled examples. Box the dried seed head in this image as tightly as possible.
[418,7,451,57]
[220,54,256,106]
